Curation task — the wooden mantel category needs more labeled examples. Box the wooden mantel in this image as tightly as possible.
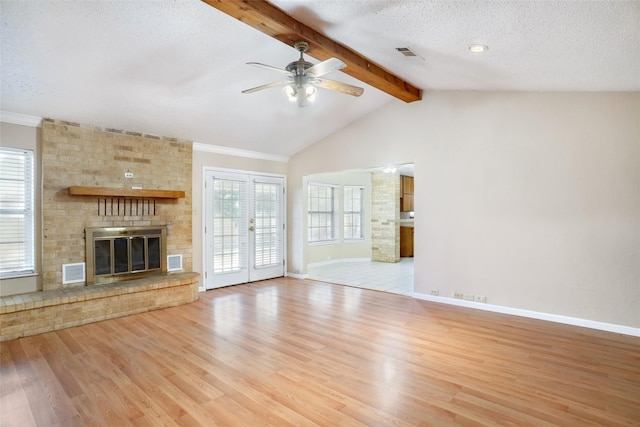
[68,186,185,199]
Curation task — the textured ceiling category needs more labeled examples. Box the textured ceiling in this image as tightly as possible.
[1,1,638,157]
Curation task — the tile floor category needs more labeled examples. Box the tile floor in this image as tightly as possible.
[307,258,414,295]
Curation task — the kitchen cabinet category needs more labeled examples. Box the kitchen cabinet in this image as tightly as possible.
[400,175,414,212]
[400,226,414,257]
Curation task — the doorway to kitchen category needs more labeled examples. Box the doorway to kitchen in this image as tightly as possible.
[204,170,285,289]
[304,164,414,295]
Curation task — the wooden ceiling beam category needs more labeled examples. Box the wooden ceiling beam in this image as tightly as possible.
[201,0,422,103]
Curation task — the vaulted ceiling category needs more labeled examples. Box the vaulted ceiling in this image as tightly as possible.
[1,1,638,158]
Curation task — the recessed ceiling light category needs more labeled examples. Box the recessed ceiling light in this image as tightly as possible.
[469,44,489,53]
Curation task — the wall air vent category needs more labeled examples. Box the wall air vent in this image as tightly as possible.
[63,262,86,284]
[167,254,183,272]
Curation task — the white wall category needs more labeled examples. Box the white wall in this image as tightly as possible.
[287,92,640,329]
[0,121,41,296]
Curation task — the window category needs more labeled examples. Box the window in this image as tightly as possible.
[0,147,35,277]
[344,186,364,240]
[308,184,336,242]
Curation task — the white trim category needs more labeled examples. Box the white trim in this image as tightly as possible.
[343,238,366,243]
[308,181,339,188]
[307,257,371,268]
[307,239,339,246]
[413,293,640,337]
[193,142,289,163]
[286,272,308,279]
[0,111,42,127]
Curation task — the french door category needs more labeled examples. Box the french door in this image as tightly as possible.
[204,170,285,289]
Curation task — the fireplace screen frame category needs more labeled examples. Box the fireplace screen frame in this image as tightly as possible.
[85,226,167,284]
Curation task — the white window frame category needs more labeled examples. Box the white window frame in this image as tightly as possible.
[0,147,35,278]
[343,185,364,241]
[307,183,338,243]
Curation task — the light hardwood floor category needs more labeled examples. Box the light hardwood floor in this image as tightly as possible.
[1,277,639,426]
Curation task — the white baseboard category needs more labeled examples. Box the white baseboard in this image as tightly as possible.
[413,293,640,337]
[307,258,371,268]
[285,272,308,279]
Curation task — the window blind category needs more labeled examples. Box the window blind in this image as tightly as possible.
[0,147,35,277]
[344,186,364,240]
[308,183,337,242]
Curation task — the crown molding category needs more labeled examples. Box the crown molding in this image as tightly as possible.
[0,111,43,127]
[193,142,289,163]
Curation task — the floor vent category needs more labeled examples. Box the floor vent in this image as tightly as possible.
[167,254,183,272]
[63,262,86,284]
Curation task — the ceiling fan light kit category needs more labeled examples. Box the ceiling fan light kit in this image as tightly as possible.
[242,41,364,107]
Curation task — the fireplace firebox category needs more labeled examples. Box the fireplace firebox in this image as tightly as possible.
[85,226,167,284]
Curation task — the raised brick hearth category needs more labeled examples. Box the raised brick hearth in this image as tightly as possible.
[0,272,199,342]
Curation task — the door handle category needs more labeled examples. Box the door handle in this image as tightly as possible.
[249,226,255,231]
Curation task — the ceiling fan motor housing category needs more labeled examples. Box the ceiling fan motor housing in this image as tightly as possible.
[286,60,314,76]
[241,39,363,105]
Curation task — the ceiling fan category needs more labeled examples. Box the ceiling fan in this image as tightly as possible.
[242,41,364,107]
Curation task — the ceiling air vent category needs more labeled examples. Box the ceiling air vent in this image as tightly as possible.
[396,47,419,57]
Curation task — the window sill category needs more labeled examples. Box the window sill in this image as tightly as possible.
[308,240,339,247]
[0,272,38,280]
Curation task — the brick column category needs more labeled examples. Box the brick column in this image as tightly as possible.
[371,172,400,262]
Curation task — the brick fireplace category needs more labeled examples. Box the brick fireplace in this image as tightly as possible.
[41,119,193,290]
[0,119,199,342]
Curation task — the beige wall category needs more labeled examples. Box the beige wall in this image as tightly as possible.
[0,122,41,296]
[288,92,640,329]
[191,150,287,289]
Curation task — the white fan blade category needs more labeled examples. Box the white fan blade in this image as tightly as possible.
[246,62,293,76]
[312,78,364,97]
[242,81,290,94]
[305,58,346,77]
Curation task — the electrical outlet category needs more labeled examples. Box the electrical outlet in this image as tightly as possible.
[463,294,475,301]
[430,289,439,296]
[475,295,487,303]
[124,172,134,179]
[453,292,463,299]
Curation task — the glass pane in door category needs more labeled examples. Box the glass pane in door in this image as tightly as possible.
[253,182,281,268]
[212,179,246,274]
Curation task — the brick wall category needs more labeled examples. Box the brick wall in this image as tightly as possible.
[41,119,192,291]
[371,172,400,262]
